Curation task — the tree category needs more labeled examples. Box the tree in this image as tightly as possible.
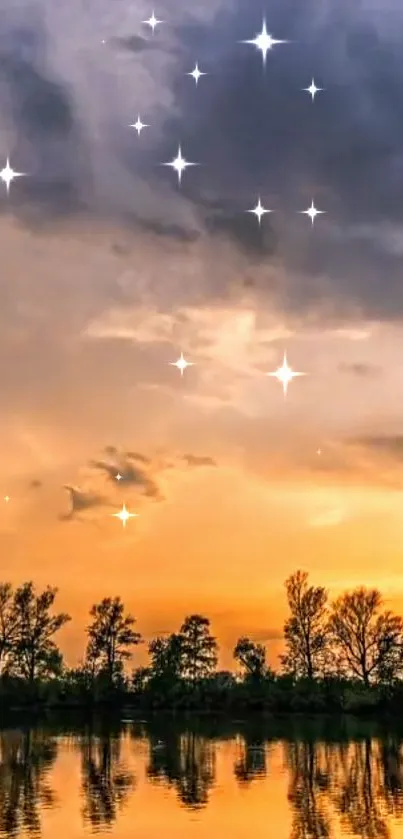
[178,615,217,681]
[233,637,267,679]
[11,582,70,683]
[148,634,184,681]
[281,571,329,679]
[144,633,185,705]
[0,583,19,674]
[329,587,403,686]
[131,666,151,694]
[86,597,142,686]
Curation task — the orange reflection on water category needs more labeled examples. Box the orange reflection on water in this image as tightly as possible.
[1,720,403,839]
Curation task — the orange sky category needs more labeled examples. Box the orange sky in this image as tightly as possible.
[1,216,403,669]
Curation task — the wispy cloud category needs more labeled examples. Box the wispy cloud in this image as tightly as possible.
[61,486,107,520]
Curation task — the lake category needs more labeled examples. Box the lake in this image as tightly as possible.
[1,716,403,838]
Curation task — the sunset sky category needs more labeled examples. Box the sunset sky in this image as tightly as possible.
[1,0,403,668]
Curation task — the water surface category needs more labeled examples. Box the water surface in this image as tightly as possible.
[1,717,403,838]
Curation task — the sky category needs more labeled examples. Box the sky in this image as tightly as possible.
[1,0,403,667]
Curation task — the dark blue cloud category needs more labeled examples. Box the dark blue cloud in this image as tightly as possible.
[1,0,403,317]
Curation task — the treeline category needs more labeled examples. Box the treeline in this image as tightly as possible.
[1,571,403,714]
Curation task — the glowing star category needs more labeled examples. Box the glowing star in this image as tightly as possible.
[162,145,198,185]
[247,197,272,225]
[112,504,138,527]
[299,200,325,226]
[3,496,9,503]
[303,78,323,101]
[142,11,162,32]
[267,352,306,397]
[187,63,206,85]
[0,158,26,194]
[170,352,193,376]
[129,115,149,136]
[115,473,123,481]
[240,18,289,65]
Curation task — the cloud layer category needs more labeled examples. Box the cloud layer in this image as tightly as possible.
[1,1,403,663]
[0,0,403,319]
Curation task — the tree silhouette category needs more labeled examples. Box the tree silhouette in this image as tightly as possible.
[86,597,142,687]
[0,584,19,675]
[281,571,329,679]
[3,571,403,713]
[148,634,184,680]
[329,588,403,685]
[178,615,217,682]
[10,583,70,684]
[233,637,267,679]
[143,633,185,704]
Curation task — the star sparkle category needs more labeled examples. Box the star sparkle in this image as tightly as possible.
[0,158,26,194]
[303,78,323,101]
[112,504,138,527]
[115,473,123,481]
[240,18,289,65]
[186,63,207,85]
[129,115,149,136]
[247,197,272,225]
[299,200,325,225]
[162,145,198,185]
[170,353,194,376]
[142,11,163,32]
[267,352,306,397]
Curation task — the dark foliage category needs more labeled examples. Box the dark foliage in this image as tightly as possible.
[0,573,403,715]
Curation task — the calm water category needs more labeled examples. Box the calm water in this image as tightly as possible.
[1,716,403,838]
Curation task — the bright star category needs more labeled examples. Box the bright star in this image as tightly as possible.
[0,158,26,194]
[129,115,149,135]
[3,496,9,503]
[303,78,323,101]
[115,473,123,481]
[162,145,198,185]
[112,504,138,527]
[170,353,193,376]
[187,63,206,85]
[247,197,272,225]
[267,352,306,397]
[240,18,289,65]
[299,200,325,226]
[143,11,163,32]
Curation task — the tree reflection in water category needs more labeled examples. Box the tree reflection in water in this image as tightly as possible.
[147,730,216,809]
[284,735,403,839]
[286,740,332,839]
[0,721,403,839]
[79,725,134,829]
[0,729,57,838]
[233,733,267,784]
